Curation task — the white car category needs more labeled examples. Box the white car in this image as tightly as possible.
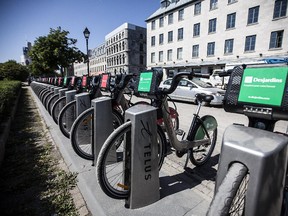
[159,78,225,105]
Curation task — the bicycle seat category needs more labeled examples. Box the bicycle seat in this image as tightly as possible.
[195,93,214,103]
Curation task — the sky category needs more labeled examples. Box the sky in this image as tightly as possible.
[0,0,160,63]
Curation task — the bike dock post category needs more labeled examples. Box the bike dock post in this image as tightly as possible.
[58,88,68,97]
[65,90,76,104]
[65,90,77,130]
[75,92,91,117]
[216,124,288,216]
[91,97,113,165]
[124,104,160,209]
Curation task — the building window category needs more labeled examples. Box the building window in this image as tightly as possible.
[245,35,256,51]
[178,28,184,40]
[159,51,164,62]
[159,17,164,27]
[193,23,200,36]
[273,0,287,19]
[168,13,173,24]
[151,36,155,46]
[151,20,155,30]
[228,0,237,4]
[192,45,199,57]
[194,2,201,15]
[151,52,155,63]
[167,49,173,61]
[207,42,215,56]
[224,39,234,54]
[248,6,259,24]
[159,33,164,45]
[210,0,218,10]
[226,13,236,29]
[269,30,284,49]
[178,9,184,21]
[177,48,183,60]
[168,31,173,43]
[208,18,217,33]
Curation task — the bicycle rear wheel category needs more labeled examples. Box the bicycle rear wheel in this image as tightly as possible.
[96,121,167,199]
[70,108,123,160]
[207,162,249,216]
[51,96,66,124]
[58,100,76,138]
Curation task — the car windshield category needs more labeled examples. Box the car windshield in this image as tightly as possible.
[192,78,212,88]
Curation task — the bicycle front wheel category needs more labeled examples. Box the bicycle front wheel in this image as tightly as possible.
[96,121,166,199]
[207,162,249,216]
[51,96,66,124]
[189,121,217,166]
[58,100,76,138]
[70,108,123,160]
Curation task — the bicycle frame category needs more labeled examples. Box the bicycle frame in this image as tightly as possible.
[161,96,213,152]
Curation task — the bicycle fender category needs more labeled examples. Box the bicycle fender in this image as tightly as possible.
[194,115,217,140]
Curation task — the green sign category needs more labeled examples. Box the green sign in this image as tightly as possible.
[238,67,287,106]
[138,72,153,92]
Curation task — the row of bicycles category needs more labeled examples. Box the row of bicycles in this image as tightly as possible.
[30,63,288,215]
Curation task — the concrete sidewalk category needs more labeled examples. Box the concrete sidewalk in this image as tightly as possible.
[30,87,214,216]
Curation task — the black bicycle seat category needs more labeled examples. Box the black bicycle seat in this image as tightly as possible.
[196,93,214,103]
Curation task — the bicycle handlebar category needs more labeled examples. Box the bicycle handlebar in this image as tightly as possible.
[161,72,210,95]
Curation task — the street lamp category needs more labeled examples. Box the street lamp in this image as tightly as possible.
[83,27,90,76]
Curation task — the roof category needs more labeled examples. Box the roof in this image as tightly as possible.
[146,0,196,21]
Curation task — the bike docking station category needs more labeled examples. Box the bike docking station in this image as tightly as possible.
[91,97,113,165]
[75,92,91,116]
[214,65,288,216]
[65,90,76,104]
[124,104,160,209]
[216,125,288,215]
[58,88,68,98]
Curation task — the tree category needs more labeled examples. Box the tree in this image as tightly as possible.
[0,60,29,81]
[29,27,85,76]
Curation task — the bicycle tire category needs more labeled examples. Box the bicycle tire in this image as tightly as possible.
[47,93,59,115]
[70,108,123,160]
[189,121,217,166]
[43,92,53,108]
[51,96,66,124]
[96,121,167,199]
[58,100,76,138]
[207,162,249,216]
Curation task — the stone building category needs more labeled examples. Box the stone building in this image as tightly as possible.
[146,0,288,76]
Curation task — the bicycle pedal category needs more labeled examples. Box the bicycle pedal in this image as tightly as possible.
[117,183,129,190]
[175,129,184,136]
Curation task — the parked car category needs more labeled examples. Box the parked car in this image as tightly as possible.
[159,78,225,105]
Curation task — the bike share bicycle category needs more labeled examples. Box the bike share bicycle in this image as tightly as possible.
[69,72,131,160]
[96,69,218,199]
[207,64,288,216]
[57,75,92,138]
[51,76,81,124]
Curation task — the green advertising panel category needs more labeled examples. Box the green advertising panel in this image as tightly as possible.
[238,67,287,106]
[138,72,153,92]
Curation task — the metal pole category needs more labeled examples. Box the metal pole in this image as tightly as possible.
[86,38,89,76]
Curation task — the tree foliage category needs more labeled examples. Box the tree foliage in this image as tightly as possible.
[29,27,85,76]
[0,60,29,81]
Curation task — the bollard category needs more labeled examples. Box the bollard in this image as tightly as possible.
[216,124,288,216]
[75,92,91,116]
[92,97,114,165]
[124,104,160,209]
